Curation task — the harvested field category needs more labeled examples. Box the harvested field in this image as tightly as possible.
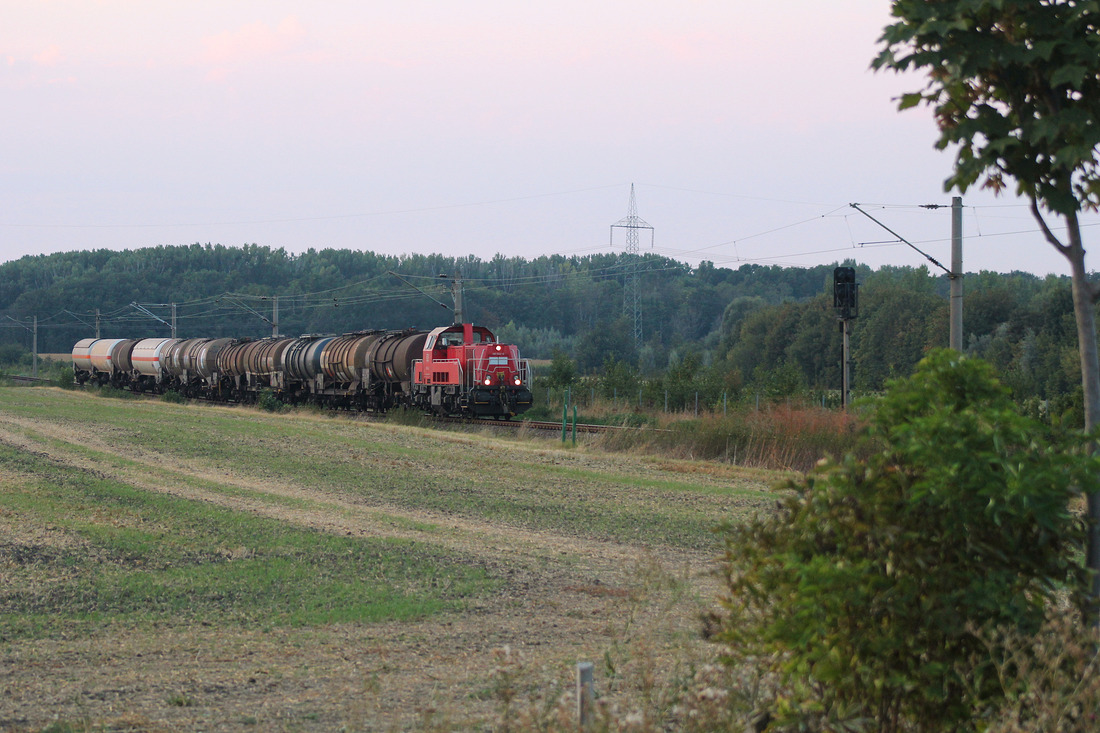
[0,387,784,731]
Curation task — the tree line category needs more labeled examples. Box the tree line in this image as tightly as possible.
[0,243,1089,417]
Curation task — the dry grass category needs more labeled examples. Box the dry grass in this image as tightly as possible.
[589,404,865,472]
[974,608,1100,732]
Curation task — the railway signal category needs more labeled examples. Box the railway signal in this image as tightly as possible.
[833,267,859,409]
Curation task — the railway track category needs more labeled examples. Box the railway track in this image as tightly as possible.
[456,417,644,435]
[69,383,636,436]
[4,374,53,384]
[513,419,617,434]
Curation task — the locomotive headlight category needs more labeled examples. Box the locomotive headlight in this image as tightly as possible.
[484,376,492,386]
[513,377,522,386]
[495,344,502,351]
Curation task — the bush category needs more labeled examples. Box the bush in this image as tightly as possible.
[55,366,75,390]
[0,343,29,367]
[975,607,1100,732]
[521,404,553,421]
[256,389,288,413]
[714,350,1095,732]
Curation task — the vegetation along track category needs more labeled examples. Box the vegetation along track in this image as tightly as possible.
[449,416,635,434]
[0,386,782,731]
[77,385,627,435]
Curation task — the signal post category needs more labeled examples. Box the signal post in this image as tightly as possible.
[833,267,859,409]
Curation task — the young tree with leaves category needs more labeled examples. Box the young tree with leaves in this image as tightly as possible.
[716,352,1094,731]
[874,0,1100,621]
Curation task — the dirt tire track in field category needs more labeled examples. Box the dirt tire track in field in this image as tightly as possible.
[0,414,703,578]
[0,408,729,731]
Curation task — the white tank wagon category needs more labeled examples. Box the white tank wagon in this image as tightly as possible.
[128,338,179,391]
[71,338,139,387]
[71,338,96,379]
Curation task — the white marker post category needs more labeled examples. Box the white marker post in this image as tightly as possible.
[576,661,594,727]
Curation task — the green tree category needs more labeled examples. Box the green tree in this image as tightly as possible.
[784,296,842,389]
[546,348,577,389]
[658,351,715,409]
[598,355,640,402]
[716,295,767,360]
[853,282,947,390]
[875,0,1100,615]
[574,318,637,373]
[0,343,29,367]
[716,351,1093,731]
[750,359,805,399]
[725,302,802,381]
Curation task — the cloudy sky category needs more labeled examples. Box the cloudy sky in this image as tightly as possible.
[3,1,1096,276]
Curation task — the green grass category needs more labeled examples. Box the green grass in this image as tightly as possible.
[0,388,777,552]
[0,386,779,643]
[0,441,496,641]
[0,386,786,730]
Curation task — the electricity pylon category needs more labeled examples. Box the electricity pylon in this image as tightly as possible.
[610,184,654,345]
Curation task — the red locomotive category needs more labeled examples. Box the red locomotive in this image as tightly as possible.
[412,323,532,417]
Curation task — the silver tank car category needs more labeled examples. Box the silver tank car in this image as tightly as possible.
[319,331,383,384]
[194,338,235,380]
[283,336,334,383]
[368,331,427,383]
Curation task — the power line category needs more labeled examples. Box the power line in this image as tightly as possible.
[849,203,951,276]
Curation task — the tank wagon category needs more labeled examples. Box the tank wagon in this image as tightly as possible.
[71,323,533,419]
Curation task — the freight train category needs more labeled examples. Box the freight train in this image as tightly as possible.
[71,322,534,419]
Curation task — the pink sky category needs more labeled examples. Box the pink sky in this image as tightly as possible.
[2,1,1092,275]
